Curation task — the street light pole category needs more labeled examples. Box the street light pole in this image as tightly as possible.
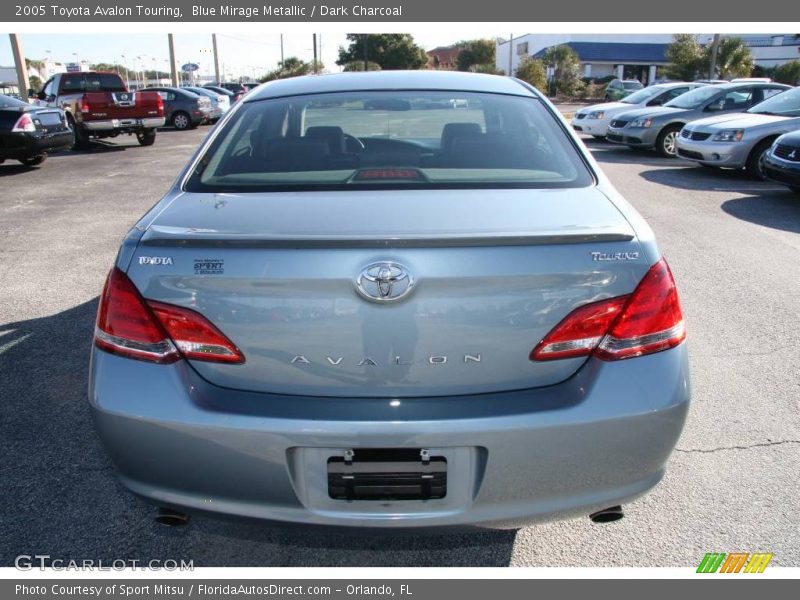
[508,33,513,76]
[168,34,179,87]
[212,33,221,83]
[708,34,720,80]
[9,34,29,102]
[121,54,130,89]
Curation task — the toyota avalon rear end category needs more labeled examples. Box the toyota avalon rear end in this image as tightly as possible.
[89,71,690,528]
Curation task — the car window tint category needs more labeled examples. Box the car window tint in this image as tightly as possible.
[665,87,689,100]
[749,86,800,116]
[722,89,753,109]
[761,87,785,100]
[304,96,486,139]
[60,74,126,93]
[186,90,594,192]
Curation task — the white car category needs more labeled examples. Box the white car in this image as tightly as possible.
[571,82,706,139]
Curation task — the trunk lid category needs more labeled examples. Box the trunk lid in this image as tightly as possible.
[127,188,648,397]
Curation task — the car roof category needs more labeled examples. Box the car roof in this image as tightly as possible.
[713,81,790,90]
[146,86,198,95]
[658,81,701,88]
[245,71,534,102]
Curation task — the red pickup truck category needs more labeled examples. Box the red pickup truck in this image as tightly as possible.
[34,71,165,149]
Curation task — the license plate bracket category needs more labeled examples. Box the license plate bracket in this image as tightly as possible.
[327,448,447,501]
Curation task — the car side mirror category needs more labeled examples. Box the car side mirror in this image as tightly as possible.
[706,99,725,112]
[36,90,47,101]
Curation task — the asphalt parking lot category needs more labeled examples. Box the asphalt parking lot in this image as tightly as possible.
[1,126,798,567]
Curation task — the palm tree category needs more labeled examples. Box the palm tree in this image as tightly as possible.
[707,37,754,79]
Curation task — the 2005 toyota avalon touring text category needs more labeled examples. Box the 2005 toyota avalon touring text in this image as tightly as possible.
[89,71,690,528]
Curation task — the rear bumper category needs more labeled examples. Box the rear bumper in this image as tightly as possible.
[82,117,165,131]
[676,137,750,167]
[0,129,74,159]
[89,345,691,528]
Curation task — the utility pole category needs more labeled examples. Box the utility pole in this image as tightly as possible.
[9,34,29,102]
[363,34,369,71]
[313,33,318,73]
[212,33,221,83]
[508,33,513,76]
[168,34,179,87]
[708,34,721,80]
[280,34,284,67]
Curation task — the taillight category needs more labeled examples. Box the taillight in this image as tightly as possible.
[94,268,179,363]
[11,113,36,133]
[531,258,685,362]
[595,259,685,360]
[156,93,164,113]
[94,268,244,364]
[530,296,629,361]
[79,95,90,113]
[148,301,243,363]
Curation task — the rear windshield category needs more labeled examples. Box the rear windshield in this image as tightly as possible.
[185,90,593,192]
[60,73,126,93]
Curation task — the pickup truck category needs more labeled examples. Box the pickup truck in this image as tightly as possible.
[34,72,165,149]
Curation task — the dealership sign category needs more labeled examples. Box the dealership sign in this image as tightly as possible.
[181,63,199,72]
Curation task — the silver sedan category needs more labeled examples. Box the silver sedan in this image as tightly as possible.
[676,86,800,179]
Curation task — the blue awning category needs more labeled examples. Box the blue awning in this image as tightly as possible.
[533,42,670,63]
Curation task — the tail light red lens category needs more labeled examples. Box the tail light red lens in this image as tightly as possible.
[11,113,36,133]
[148,301,244,363]
[595,259,685,360]
[531,258,685,362]
[94,268,244,364]
[95,268,179,363]
[530,296,629,361]
[79,95,90,113]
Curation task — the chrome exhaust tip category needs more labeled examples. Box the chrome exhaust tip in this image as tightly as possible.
[589,505,624,523]
[155,507,190,527]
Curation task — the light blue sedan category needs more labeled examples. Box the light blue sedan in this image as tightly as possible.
[90,71,690,529]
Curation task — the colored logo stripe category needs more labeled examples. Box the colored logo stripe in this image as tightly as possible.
[697,552,773,573]
[697,553,726,573]
[744,553,773,573]
[720,553,749,573]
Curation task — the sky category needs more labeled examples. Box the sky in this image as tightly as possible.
[0,32,482,80]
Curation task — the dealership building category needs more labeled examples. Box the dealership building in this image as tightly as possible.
[496,34,800,84]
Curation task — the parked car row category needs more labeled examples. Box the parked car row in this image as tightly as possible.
[0,73,261,168]
[572,81,800,194]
